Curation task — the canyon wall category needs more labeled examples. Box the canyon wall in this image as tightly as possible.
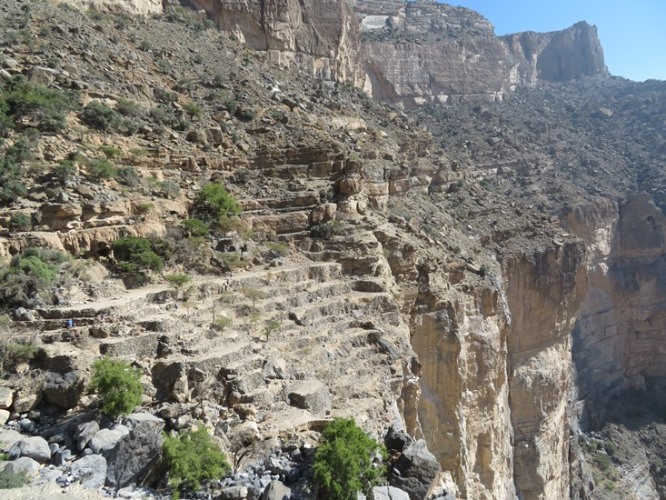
[406,240,587,499]
[564,195,666,430]
[55,0,163,14]
[356,1,607,107]
[186,0,366,86]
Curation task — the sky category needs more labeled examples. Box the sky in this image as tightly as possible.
[443,1,666,82]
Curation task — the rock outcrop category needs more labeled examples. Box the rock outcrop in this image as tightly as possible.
[356,1,607,107]
[187,0,366,86]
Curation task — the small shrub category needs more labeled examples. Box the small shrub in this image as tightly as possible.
[263,319,280,341]
[166,273,191,291]
[9,212,31,231]
[116,98,144,118]
[159,180,180,199]
[211,316,232,332]
[241,286,265,310]
[112,237,164,276]
[52,159,76,185]
[81,101,121,131]
[182,102,203,118]
[86,158,118,181]
[0,469,29,489]
[313,418,386,500]
[182,218,210,238]
[99,145,122,159]
[118,166,140,187]
[265,242,289,257]
[0,341,37,369]
[89,357,143,419]
[163,427,231,496]
[192,183,241,226]
[6,81,76,133]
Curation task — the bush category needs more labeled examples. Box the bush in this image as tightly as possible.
[9,212,31,231]
[5,81,76,132]
[0,341,37,370]
[163,427,231,495]
[113,237,164,274]
[0,247,67,310]
[86,158,118,181]
[182,218,209,238]
[52,159,76,185]
[0,469,29,489]
[81,101,121,131]
[313,418,385,500]
[89,357,143,419]
[0,138,32,205]
[192,183,241,226]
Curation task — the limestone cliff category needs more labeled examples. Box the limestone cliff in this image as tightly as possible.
[356,1,608,107]
[55,0,163,15]
[185,0,366,86]
[565,195,666,430]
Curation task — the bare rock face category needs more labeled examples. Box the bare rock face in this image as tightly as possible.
[188,0,366,86]
[356,1,608,107]
[565,195,666,429]
[56,0,162,15]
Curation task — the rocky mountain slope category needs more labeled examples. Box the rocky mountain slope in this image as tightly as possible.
[0,1,665,499]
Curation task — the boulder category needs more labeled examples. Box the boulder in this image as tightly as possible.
[13,393,41,413]
[9,436,52,463]
[384,427,413,454]
[388,440,441,500]
[287,380,332,415]
[262,480,291,500]
[89,425,130,454]
[42,371,85,409]
[370,486,411,500]
[0,386,13,409]
[0,429,23,452]
[219,485,249,499]
[0,410,9,426]
[75,420,100,451]
[3,456,40,476]
[70,454,108,490]
[104,414,165,488]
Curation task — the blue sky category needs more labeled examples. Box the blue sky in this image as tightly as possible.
[444,1,666,81]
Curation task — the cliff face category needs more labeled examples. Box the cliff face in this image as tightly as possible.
[55,0,163,14]
[356,1,608,107]
[565,195,666,430]
[186,0,366,86]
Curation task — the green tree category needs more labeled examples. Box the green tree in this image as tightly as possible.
[89,357,143,419]
[165,273,191,299]
[313,418,386,500]
[192,182,241,227]
[163,427,231,498]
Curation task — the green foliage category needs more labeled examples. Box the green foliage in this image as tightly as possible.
[192,183,241,227]
[265,242,289,257]
[166,273,191,290]
[163,427,231,494]
[263,319,280,341]
[211,316,233,332]
[0,137,32,205]
[52,159,76,185]
[89,357,143,419]
[0,469,29,489]
[118,166,140,187]
[313,418,385,500]
[149,105,190,131]
[9,212,31,231]
[182,218,210,238]
[85,157,118,181]
[4,80,76,132]
[0,341,38,370]
[182,102,202,118]
[112,237,164,282]
[81,101,121,132]
[99,145,123,159]
[0,247,67,309]
[158,180,180,199]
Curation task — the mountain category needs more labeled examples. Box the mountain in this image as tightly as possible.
[0,1,664,499]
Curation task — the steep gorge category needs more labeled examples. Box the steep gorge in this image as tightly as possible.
[0,1,664,499]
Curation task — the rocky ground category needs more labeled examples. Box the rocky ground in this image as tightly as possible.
[0,0,665,499]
